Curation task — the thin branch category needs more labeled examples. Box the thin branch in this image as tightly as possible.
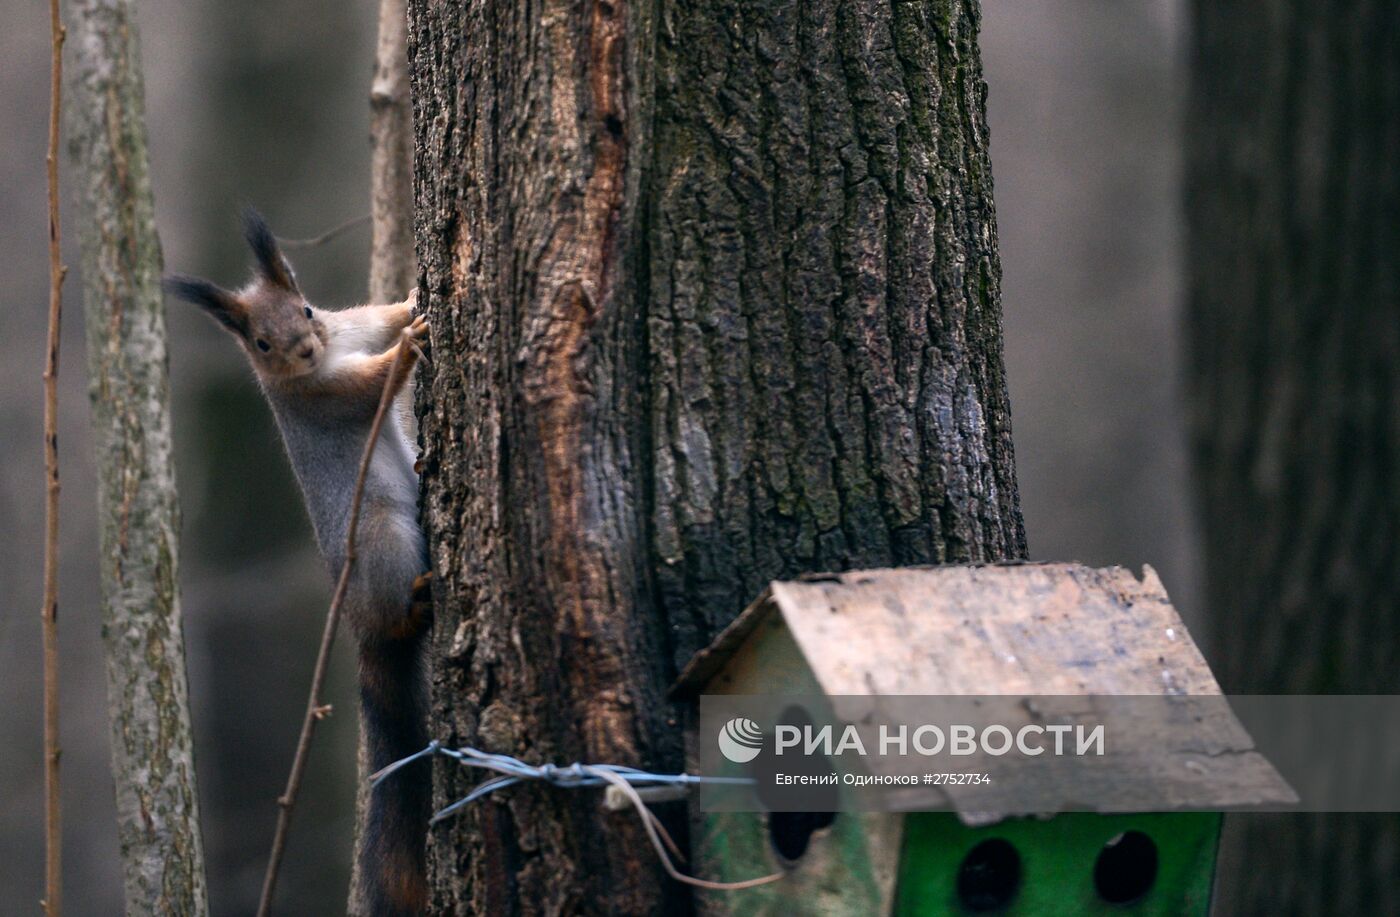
[351,3,414,907]
[42,0,66,912]
[256,335,416,917]
[278,213,371,250]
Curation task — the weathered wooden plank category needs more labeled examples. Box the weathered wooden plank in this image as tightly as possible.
[772,564,1217,696]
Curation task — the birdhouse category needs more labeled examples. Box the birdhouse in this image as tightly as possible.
[673,563,1294,915]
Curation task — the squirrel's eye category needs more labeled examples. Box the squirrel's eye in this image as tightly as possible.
[304,306,313,319]
[256,339,271,352]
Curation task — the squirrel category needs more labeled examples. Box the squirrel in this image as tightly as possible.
[166,210,432,915]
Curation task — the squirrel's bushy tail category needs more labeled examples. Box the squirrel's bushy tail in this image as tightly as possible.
[358,635,430,915]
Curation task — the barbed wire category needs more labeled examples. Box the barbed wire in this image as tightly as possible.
[371,741,784,891]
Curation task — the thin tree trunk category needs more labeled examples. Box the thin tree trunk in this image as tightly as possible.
[68,1,209,912]
[369,0,416,305]
[350,2,417,912]
[1187,3,1400,914]
[410,0,1025,912]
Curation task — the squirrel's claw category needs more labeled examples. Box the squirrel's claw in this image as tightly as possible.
[402,315,431,365]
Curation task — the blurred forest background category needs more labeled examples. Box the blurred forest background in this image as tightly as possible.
[0,1,1191,913]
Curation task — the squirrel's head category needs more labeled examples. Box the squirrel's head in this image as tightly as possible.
[165,209,326,380]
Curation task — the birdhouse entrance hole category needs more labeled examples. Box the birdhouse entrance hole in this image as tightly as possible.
[1093,830,1159,904]
[956,838,1022,911]
[767,810,837,863]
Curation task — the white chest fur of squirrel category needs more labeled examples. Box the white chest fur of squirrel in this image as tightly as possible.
[167,210,431,916]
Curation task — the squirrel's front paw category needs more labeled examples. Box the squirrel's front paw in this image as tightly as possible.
[405,314,429,343]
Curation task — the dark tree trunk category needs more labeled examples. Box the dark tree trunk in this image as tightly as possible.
[409,0,1026,912]
[1187,3,1400,914]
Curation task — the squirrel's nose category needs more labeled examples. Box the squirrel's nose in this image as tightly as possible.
[298,345,316,360]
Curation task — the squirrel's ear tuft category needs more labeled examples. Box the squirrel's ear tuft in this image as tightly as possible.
[242,207,300,293]
[164,274,249,337]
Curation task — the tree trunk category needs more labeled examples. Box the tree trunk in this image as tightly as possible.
[369,0,416,305]
[68,1,209,913]
[410,0,1025,912]
[1186,3,1400,914]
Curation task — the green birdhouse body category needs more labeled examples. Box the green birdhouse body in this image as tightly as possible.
[675,564,1292,915]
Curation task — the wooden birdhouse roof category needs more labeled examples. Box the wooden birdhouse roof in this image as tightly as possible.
[676,563,1297,818]
[677,563,1218,697]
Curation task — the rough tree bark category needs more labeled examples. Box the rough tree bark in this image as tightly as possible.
[350,1,417,912]
[67,0,210,913]
[410,0,1025,912]
[1187,3,1400,914]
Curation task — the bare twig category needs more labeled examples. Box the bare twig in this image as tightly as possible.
[278,213,371,250]
[42,0,66,912]
[351,4,415,909]
[256,335,416,917]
